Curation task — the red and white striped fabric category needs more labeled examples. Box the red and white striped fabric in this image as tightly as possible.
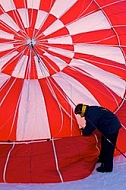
[0,0,126,183]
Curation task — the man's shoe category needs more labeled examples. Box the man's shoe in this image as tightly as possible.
[96,166,112,173]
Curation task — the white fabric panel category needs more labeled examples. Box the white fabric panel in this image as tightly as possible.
[35,10,48,29]
[48,47,74,59]
[17,9,29,28]
[0,0,16,12]
[66,10,111,35]
[53,72,99,106]
[0,30,14,40]
[0,73,10,88]
[47,36,72,45]
[0,43,14,52]
[70,59,126,98]
[27,0,40,9]
[12,55,28,78]
[0,13,20,32]
[74,44,125,64]
[17,80,51,141]
[43,52,67,71]
[50,0,77,18]
[43,19,64,36]
[0,51,18,70]
[34,56,50,78]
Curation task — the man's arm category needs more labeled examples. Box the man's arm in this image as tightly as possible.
[82,120,95,136]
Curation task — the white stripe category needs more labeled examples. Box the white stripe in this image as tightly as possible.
[53,72,99,106]
[16,80,51,141]
[34,56,50,78]
[27,0,40,9]
[0,30,14,40]
[93,133,100,155]
[47,35,72,45]
[70,58,125,98]
[35,10,48,29]
[0,13,20,32]
[50,0,77,18]
[17,9,29,28]
[0,43,14,52]
[44,19,64,36]
[48,47,74,59]
[51,139,64,182]
[0,51,18,70]
[0,73,10,89]
[0,0,16,12]
[43,52,67,71]
[66,10,111,35]
[12,55,28,78]
[3,144,15,183]
[74,44,125,64]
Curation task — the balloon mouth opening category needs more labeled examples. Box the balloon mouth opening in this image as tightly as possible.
[26,38,37,46]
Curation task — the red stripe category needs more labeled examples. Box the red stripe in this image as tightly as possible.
[72,29,117,45]
[13,0,28,9]
[60,0,99,24]
[27,9,38,38]
[1,52,23,76]
[45,27,69,39]
[0,78,23,141]
[39,0,55,12]
[0,4,4,14]
[100,1,126,25]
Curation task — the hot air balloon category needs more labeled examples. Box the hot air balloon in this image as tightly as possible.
[0,0,126,183]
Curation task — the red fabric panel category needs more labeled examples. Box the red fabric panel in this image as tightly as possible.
[0,135,100,183]
[100,1,126,26]
[0,5,4,14]
[39,0,55,12]
[116,100,126,128]
[0,78,23,141]
[115,26,126,46]
[0,144,13,181]
[60,0,98,24]
[4,142,60,183]
[115,100,126,155]
[115,127,126,156]
[72,29,117,45]
[45,27,69,39]
[13,0,28,9]
[55,135,101,181]
[30,141,61,183]
[5,144,32,183]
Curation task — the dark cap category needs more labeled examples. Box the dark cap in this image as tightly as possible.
[74,104,83,114]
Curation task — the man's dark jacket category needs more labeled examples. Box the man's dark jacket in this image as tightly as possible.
[82,106,121,137]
